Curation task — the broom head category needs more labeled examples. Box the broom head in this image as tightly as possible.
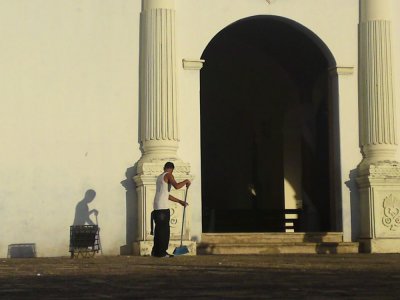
[173,245,189,256]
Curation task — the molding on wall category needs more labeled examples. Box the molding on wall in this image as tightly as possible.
[182,59,205,70]
[329,66,355,75]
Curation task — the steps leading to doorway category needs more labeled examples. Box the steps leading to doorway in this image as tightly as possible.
[197,233,359,254]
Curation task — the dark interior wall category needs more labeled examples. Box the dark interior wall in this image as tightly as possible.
[201,38,298,210]
[200,16,333,232]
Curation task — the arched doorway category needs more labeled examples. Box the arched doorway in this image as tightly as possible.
[200,16,339,233]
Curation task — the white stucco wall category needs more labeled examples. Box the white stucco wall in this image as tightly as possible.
[0,0,400,257]
[0,0,142,257]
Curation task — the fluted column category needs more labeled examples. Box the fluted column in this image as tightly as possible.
[359,0,397,166]
[140,0,179,158]
[132,0,195,256]
[357,0,400,253]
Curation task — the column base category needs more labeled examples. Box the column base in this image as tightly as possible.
[360,238,400,253]
[135,157,192,179]
[132,157,195,256]
[133,240,197,256]
[357,160,400,253]
[359,145,397,170]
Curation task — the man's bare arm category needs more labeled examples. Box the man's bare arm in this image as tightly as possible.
[168,194,188,207]
[165,173,191,189]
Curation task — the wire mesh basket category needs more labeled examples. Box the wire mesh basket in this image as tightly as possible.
[69,225,101,258]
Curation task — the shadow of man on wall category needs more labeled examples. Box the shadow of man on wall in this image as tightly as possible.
[73,189,99,225]
[120,164,138,255]
[346,169,360,241]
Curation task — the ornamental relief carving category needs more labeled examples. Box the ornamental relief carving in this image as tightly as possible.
[170,207,178,228]
[139,164,191,176]
[382,194,400,231]
[369,164,400,178]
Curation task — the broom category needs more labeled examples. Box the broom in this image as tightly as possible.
[173,187,190,256]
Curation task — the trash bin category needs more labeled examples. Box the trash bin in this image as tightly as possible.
[69,225,101,258]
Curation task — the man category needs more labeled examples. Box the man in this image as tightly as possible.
[151,162,191,257]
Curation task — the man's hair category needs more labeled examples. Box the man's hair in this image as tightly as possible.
[164,162,175,170]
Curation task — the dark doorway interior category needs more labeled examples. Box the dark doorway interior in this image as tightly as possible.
[201,16,335,233]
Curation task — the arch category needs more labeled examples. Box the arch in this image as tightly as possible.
[203,15,336,67]
[200,15,340,233]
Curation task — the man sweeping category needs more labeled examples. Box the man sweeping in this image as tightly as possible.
[151,162,191,258]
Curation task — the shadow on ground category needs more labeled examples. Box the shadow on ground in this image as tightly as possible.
[1,255,399,299]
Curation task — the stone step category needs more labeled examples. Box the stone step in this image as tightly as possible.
[197,242,360,255]
[198,232,359,254]
[201,232,345,244]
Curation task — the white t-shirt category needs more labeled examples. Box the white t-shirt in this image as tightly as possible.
[153,172,170,210]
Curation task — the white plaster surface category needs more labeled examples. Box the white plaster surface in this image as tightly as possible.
[0,0,399,257]
[0,0,142,257]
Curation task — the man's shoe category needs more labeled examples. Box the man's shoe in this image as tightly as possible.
[151,252,174,258]
[162,253,174,258]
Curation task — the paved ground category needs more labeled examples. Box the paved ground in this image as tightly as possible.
[1,254,400,299]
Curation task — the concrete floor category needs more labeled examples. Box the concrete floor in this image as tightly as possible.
[1,254,399,299]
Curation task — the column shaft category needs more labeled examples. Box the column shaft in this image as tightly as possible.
[359,0,397,164]
[140,0,179,157]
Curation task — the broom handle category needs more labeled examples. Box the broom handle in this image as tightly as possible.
[95,214,103,254]
[180,187,189,247]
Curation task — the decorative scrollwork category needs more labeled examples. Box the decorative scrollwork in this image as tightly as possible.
[369,162,400,178]
[138,162,191,176]
[169,208,178,228]
[382,194,400,231]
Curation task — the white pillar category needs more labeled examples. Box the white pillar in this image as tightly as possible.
[132,0,195,256]
[357,0,400,253]
[359,0,397,166]
[140,0,179,158]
